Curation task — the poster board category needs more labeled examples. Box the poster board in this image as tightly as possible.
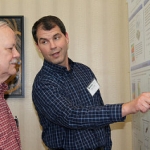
[127,0,150,149]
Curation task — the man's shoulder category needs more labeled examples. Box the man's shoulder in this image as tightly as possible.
[74,61,88,67]
[74,62,92,72]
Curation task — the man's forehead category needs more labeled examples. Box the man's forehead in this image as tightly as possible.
[0,26,16,45]
[0,25,14,34]
[37,26,62,38]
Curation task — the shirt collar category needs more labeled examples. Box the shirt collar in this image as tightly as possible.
[0,82,8,94]
[43,58,74,74]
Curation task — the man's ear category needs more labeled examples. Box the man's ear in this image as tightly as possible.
[65,32,69,44]
[36,43,41,53]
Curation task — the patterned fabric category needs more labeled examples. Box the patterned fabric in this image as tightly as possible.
[0,83,21,150]
[32,59,125,150]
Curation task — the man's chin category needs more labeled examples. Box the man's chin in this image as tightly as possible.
[9,70,17,76]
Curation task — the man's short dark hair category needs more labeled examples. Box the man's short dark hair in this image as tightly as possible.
[32,15,66,44]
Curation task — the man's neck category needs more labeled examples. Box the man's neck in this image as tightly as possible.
[0,75,9,84]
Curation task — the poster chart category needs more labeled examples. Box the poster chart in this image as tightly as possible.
[127,0,150,149]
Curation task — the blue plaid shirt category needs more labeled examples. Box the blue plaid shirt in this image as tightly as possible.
[32,59,125,150]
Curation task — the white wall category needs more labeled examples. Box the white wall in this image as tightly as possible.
[0,0,131,150]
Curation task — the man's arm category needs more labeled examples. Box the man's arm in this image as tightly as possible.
[122,92,150,117]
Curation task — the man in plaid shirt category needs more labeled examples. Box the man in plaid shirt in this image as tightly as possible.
[32,15,150,150]
[0,21,21,150]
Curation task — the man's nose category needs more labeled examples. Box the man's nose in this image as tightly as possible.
[50,40,57,49]
[13,48,20,58]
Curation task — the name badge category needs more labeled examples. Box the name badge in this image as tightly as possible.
[87,79,100,96]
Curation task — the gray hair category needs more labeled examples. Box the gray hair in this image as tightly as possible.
[0,21,8,28]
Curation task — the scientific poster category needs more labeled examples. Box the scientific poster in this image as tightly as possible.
[127,0,150,149]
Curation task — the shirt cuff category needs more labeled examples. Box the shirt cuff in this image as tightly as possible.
[106,103,126,122]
